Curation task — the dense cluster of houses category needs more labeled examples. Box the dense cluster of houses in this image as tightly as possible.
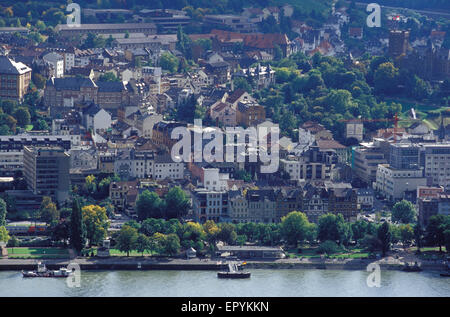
[0,4,448,227]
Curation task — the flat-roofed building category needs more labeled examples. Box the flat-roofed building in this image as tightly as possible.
[23,146,70,204]
[55,23,157,37]
[375,163,426,201]
[423,144,450,191]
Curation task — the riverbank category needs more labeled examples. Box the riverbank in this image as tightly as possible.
[0,256,447,272]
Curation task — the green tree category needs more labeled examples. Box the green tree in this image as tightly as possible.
[69,198,86,254]
[116,225,138,257]
[13,107,31,127]
[317,213,350,245]
[392,200,416,224]
[316,240,341,255]
[165,186,190,219]
[160,52,178,73]
[164,233,181,256]
[39,196,59,224]
[351,220,369,244]
[414,222,424,253]
[374,62,399,95]
[32,73,46,89]
[136,190,164,221]
[7,235,19,253]
[135,233,151,256]
[377,221,391,257]
[82,205,109,246]
[0,226,10,243]
[426,215,449,252]
[98,72,120,82]
[203,220,220,247]
[399,224,414,249]
[0,198,6,226]
[281,211,311,247]
[176,25,192,59]
[218,223,237,245]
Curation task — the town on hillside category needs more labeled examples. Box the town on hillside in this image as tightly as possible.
[0,0,448,263]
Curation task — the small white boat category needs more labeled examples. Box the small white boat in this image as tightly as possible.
[22,262,72,278]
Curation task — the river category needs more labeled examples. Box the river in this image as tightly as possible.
[0,269,448,297]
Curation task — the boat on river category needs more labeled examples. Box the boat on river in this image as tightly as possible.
[217,262,251,279]
[22,262,72,278]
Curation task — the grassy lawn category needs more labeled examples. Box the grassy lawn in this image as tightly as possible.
[6,247,70,259]
[273,0,333,15]
[285,247,370,259]
[408,246,448,260]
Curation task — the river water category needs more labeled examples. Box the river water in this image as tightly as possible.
[0,269,448,297]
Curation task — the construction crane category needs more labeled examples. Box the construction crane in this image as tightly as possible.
[339,113,412,143]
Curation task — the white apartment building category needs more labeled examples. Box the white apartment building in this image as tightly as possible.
[423,144,450,191]
[153,155,184,180]
[375,164,427,201]
[203,168,229,191]
[43,52,64,78]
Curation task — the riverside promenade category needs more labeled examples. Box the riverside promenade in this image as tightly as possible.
[0,256,447,272]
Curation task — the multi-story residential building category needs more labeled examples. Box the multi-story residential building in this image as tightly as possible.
[69,146,98,171]
[81,103,112,135]
[375,164,426,201]
[235,64,275,90]
[229,190,249,223]
[153,154,184,180]
[326,183,358,222]
[109,180,139,212]
[202,168,229,191]
[0,55,32,102]
[55,23,157,37]
[236,100,266,127]
[43,52,64,78]
[423,144,450,191]
[44,77,98,116]
[357,188,374,210]
[192,188,229,223]
[152,121,185,150]
[280,146,338,182]
[302,185,329,223]
[246,189,277,223]
[205,61,231,85]
[23,146,70,204]
[114,149,155,179]
[275,188,303,220]
[96,81,129,114]
[98,151,116,174]
[0,135,71,176]
[418,193,450,226]
[353,141,387,184]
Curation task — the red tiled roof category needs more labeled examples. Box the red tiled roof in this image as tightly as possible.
[211,29,289,49]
